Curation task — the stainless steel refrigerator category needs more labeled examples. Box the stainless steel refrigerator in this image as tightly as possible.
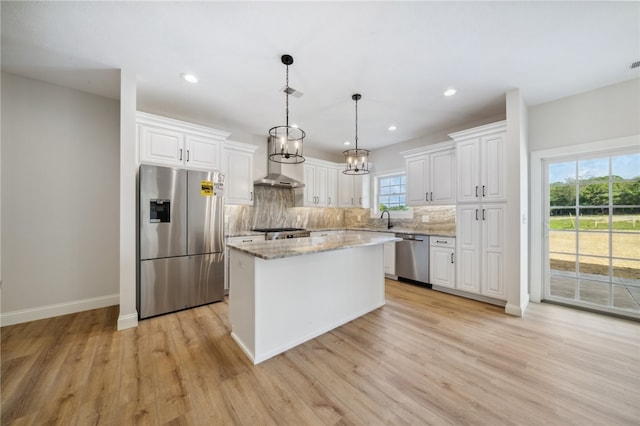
[138,165,224,319]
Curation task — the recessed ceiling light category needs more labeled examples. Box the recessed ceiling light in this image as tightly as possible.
[344,141,351,146]
[388,125,397,131]
[444,88,457,97]
[181,73,198,83]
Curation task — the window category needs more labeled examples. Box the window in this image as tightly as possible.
[544,150,640,318]
[373,172,412,218]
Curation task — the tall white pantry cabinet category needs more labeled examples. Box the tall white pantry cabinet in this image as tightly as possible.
[450,121,507,302]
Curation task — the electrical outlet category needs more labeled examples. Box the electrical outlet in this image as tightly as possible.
[337,214,340,220]
[421,215,429,223]
[297,215,301,222]
[357,215,361,221]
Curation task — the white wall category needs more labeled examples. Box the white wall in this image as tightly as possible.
[529,78,640,151]
[1,72,120,325]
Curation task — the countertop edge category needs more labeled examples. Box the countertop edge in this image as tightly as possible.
[228,236,401,260]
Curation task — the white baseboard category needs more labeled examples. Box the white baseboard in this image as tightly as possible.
[117,313,138,330]
[505,294,530,317]
[1,294,119,327]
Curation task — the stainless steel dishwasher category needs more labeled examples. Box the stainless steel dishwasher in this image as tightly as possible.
[395,233,430,285]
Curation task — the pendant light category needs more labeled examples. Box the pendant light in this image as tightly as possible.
[268,54,305,164]
[343,93,370,175]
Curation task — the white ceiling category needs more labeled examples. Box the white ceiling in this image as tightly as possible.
[2,1,639,154]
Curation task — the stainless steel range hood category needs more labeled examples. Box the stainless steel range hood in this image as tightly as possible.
[254,138,305,189]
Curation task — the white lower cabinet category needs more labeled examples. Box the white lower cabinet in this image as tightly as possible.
[456,204,505,300]
[225,235,262,292]
[430,237,455,289]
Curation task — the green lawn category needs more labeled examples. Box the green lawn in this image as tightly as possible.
[549,215,640,231]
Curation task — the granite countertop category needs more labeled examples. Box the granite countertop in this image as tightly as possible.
[307,227,456,238]
[227,233,401,260]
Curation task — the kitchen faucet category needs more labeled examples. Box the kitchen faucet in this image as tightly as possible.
[380,210,393,229]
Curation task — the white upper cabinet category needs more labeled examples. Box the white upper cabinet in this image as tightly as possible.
[136,112,229,171]
[301,159,339,207]
[450,121,506,203]
[326,168,338,207]
[402,142,456,206]
[338,172,370,208]
[223,140,259,206]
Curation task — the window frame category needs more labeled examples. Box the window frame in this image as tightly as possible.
[371,169,413,219]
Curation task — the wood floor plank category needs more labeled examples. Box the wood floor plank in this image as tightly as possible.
[2,279,638,425]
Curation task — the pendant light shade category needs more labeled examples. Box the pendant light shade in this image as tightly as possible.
[343,93,370,175]
[268,54,305,164]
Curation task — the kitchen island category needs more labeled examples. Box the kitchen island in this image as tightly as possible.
[227,233,400,364]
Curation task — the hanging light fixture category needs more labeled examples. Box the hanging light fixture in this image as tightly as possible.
[268,54,305,164]
[343,93,370,175]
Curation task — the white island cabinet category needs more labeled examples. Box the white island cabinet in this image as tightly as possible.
[227,234,399,364]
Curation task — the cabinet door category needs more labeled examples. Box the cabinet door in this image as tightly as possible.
[430,149,456,204]
[224,149,254,205]
[456,205,481,293]
[430,247,455,288]
[338,172,355,207]
[316,166,328,207]
[185,135,222,171]
[481,133,505,202]
[355,174,370,208]
[140,124,184,167]
[456,140,480,202]
[303,164,317,206]
[481,204,505,299]
[326,168,338,207]
[406,156,428,205]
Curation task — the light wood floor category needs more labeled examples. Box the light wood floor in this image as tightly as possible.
[2,279,639,425]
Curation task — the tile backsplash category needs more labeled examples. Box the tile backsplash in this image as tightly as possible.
[225,186,455,235]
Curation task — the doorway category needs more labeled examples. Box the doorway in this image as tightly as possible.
[544,150,639,318]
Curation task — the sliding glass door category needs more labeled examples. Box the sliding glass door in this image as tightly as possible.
[544,150,640,318]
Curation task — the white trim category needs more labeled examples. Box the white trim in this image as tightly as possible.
[136,111,231,141]
[1,294,119,327]
[400,140,455,159]
[529,134,640,304]
[117,313,139,330]
[225,139,259,154]
[449,120,507,141]
[505,294,530,317]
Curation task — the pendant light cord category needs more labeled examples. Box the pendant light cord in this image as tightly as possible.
[354,96,358,150]
[285,64,289,129]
